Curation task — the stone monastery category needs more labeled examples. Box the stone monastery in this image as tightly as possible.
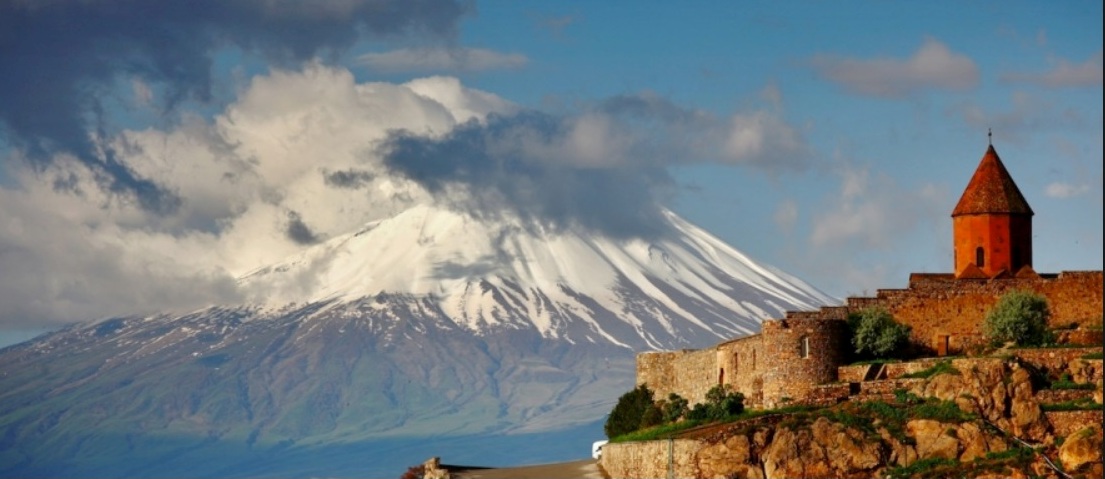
[637,142,1103,410]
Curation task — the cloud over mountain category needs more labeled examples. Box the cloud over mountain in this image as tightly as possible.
[0,61,814,329]
[0,0,469,214]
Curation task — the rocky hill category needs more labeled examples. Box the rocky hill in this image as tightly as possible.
[601,355,1104,479]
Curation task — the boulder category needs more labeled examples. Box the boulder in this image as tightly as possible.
[879,427,917,467]
[696,434,754,478]
[1007,367,1049,441]
[1059,426,1103,472]
[955,422,1008,462]
[907,419,959,460]
[760,418,882,479]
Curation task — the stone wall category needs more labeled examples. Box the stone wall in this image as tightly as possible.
[1046,410,1105,438]
[846,271,1104,355]
[636,272,1101,412]
[673,348,721,406]
[1012,349,1102,384]
[760,318,848,408]
[883,358,944,379]
[599,439,703,479]
[717,335,766,408]
[1035,389,1096,404]
[637,348,723,406]
[637,351,681,400]
[837,364,870,383]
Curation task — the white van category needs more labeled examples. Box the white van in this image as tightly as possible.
[591,439,609,460]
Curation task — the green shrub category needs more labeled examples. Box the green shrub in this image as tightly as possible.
[604,384,657,438]
[849,307,911,359]
[983,290,1052,346]
[662,393,689,423]
[910,399,974,423]
[902,360,960,379]
[1049,373,1095,390]
[893,388,923,404]
[1040,397,1101,411]
[685,384,745,422]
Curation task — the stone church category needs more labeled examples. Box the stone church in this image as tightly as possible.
[637,142,1103,409]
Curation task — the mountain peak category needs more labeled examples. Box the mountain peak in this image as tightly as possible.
[240,203,834,349]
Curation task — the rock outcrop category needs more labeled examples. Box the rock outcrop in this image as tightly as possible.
[601,358,1104,479]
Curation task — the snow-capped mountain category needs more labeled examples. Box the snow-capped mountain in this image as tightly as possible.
[240,203,832,350]
[0,205,834,478]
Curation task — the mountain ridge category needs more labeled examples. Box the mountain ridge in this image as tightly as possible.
[0,204,834,478]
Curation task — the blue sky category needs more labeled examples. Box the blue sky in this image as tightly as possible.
[0,1,1101,346]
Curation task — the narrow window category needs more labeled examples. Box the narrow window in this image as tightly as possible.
[976,247,985,268]
[751,350,756,371]
[800,336,810,359]
[718,368,725,385]
[733,354,739,374]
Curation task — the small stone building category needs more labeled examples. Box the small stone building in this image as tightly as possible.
[637,142,1103,409]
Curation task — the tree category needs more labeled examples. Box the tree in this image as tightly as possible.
[604,384,657,438]
[686,384,745,421]
[850,307,911,359]
[984,290,1051,346]
[662,393,689,423]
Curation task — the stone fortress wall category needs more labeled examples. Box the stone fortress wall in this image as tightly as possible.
[836,270,1102,355]
[637,144,1103,411]
[637,270,1103,409]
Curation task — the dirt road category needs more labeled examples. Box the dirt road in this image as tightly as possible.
[452,459,606,479]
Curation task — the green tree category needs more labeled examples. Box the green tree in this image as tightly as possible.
[850,307,911,359]
[662,393,689,423]
[604,384,656,438]
[686,384,745,421]
[984,290,1051,346]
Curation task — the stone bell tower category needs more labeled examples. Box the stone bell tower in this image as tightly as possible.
[951,139,1034,278]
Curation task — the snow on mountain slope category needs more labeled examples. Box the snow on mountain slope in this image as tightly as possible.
[240,203,834,349]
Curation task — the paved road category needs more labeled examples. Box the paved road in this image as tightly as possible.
[453,459,606,479]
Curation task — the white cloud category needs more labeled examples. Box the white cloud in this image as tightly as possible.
[0,64,517,327]
[810,166,944,249]
[811,38,979,97]
[801,165,948,296]
[1045,182,1091,198]
[403,76,519,124]
[1002,51,1104,88]
[722,111,808,169]
[357,47,529,73]
[0,66,818,329]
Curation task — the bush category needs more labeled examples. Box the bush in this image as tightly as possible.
[983,290,1051,346]
[685,384,746,422]
[850,307,911,359]
[604,384,658,438]
[662,393,689,423]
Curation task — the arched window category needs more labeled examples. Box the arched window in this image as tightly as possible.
[976,247,985,268]
[799,336,810,359]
